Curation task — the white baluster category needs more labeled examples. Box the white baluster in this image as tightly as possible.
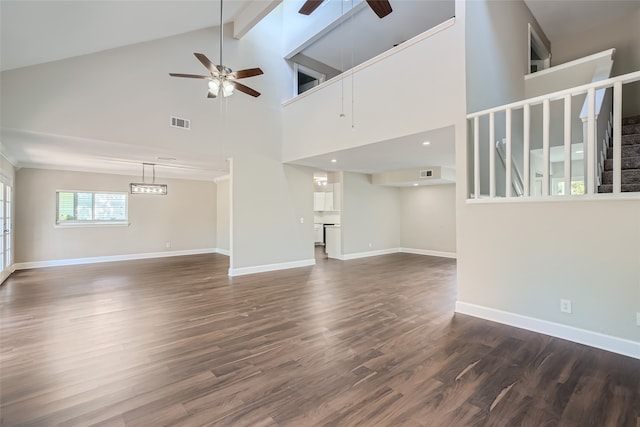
[613,81,622,194]
[474,116,480,199]
[564,94,572,196]
[506,108,512,197]
[587,87,596,194]
[523,104,530,197]
[489,112,495,198]
[543,99,550,196]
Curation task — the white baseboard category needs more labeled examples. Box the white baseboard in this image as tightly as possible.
[13,248,219,270]
[340,248,400,260]
[338,248,456,261]
[215,248,230,256]
[228,258,315,277]
[400,248,457,259]
[455,301,640,360]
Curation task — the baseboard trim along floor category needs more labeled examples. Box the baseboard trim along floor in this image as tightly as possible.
[13,248,221,270]
[455,301,640,360]
[228,259,316,277]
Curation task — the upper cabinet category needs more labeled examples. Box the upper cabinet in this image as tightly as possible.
[314,184,340,211]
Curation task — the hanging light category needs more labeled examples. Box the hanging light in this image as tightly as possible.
[222,80,234,97]
[130,163,167,195]
[208,79,220,94]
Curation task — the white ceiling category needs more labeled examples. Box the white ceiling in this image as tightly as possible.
[523,0,639,41]
[289,126,455,174]
[0,0,252,72]
[301,0,454,71]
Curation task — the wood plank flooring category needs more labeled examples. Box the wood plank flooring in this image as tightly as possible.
[1,249,639,426]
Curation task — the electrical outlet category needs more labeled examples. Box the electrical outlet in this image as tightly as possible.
[165,242,171,249]
[368,243,373,248]
[636,312,640,326]
[560,299,572,314]
[300,217,304,224]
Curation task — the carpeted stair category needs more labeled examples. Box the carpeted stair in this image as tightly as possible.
[598,114,640,193]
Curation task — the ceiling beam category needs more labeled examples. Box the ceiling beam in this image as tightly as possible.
[233,0,282,39]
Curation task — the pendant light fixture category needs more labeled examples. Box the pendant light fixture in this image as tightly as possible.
[130,163,167,195]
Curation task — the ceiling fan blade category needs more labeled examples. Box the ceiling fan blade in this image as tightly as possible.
[207,91,217,99]
[231,81,261,98]
[366,0,392,18]
[169,73,210,79]
[298,0,324,15]
[194,53,219,75]
[233,68,264,79]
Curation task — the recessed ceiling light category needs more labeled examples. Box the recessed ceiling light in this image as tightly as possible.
[331,159,337,163]
[413,183,419,186]
[422,141,431,146]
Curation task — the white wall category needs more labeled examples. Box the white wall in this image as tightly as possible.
[216,177,230,253]
[283,16,465,163]
[14,168,216,264]
[551,8,640,116]
[399,184,456,255]
[341,172,400,255]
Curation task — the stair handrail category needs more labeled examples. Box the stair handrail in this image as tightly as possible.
[496,139,524,197]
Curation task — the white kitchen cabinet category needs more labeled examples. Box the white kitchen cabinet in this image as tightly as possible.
[313,192,325,211]
[313,224,323,243]
[324,191,334,211]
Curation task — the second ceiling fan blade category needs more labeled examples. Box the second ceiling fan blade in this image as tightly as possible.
[234,68,264,79]
[231,81,261,97]
[194,53,219,75]
[169,73,210,79]
[366,0,392,18]
[298,0,324,15]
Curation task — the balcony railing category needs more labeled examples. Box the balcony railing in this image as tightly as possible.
[467,71,640,199]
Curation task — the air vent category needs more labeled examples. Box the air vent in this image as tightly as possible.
[170,116,190,130]
[419,169,433,179]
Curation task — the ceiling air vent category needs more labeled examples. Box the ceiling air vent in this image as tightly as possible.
[419,169,433,179]
[170,116,190,130]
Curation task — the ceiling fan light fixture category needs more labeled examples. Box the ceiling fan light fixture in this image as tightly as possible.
[208,79,220,93]
[222,80,234,97]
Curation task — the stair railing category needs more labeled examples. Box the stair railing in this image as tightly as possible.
[496,139,524,197]
[468,70,640,199]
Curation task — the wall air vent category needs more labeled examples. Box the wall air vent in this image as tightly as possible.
[419,170,434,179]
[170,116,190,130]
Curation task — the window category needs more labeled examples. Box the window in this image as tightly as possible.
[56,191,128,225]
[293,63,326,96]
[528,23,550,74]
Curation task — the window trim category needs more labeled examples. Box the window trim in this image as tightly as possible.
[293,63,326,96]
[55,190,129,227]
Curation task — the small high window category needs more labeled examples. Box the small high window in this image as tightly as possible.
[294,63,326,95]
[529,24,550,74]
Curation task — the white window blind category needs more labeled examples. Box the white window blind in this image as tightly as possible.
[56,191,128,225]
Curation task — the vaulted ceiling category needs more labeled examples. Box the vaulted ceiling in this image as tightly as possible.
[1,0,637,180]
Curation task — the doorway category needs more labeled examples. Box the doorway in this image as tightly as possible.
[0,180,13,283]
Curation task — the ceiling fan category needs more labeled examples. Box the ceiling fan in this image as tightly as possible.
[169,0,263,98]
[298,0,392,18]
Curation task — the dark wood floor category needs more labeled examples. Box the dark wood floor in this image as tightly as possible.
[1,249,639,426]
